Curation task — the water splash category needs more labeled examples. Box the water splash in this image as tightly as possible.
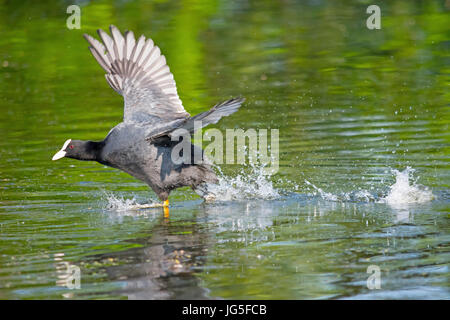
[102,161,281,210]
[103,165,434,208]
[304,180,339,202]
[383,167,434,205]
[103,192,161,211]
[208,163,281,201]
[305,167,434,205]
[304,180,380,202]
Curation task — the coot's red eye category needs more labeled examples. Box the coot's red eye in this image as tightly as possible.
[69,145,74,149]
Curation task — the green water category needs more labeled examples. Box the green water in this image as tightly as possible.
[0,0,448,299]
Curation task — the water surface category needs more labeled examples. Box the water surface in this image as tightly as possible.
[0,0,448,299]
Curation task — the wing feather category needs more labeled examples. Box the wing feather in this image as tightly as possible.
[84,25,189,123]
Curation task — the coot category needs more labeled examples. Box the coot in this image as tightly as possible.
[52,25,244,209]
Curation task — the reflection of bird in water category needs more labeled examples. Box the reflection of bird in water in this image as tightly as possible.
[76,202,280,299]
[91,211,212,299]
[51,25,245,213]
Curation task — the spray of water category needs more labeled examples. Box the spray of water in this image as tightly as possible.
[103,165,434,210]
[207,163,280,201]
[304,167,434,205]
[383,167,434,205]
[103,192,160,211]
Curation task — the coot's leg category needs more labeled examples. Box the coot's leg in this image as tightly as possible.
[163,200,169,218]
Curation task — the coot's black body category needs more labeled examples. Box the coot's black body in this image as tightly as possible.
[52,25,244,202]
[99,123,217,200]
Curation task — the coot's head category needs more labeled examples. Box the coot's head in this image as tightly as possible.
[52,139,100,161]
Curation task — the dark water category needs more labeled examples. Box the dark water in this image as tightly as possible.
[0,0,448,299]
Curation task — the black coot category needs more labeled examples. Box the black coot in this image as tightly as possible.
[52,25,244,208]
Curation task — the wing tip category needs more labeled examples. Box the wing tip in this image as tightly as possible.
[234,96,246,104]
[109,24,119,33]
[218,96,246,108]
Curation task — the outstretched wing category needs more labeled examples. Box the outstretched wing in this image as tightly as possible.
[178,97,245,133]
[146,97,245,143]
[84,25,190,123]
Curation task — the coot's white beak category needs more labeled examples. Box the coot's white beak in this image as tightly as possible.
[52,139,71,161]
[52,150,66,161]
